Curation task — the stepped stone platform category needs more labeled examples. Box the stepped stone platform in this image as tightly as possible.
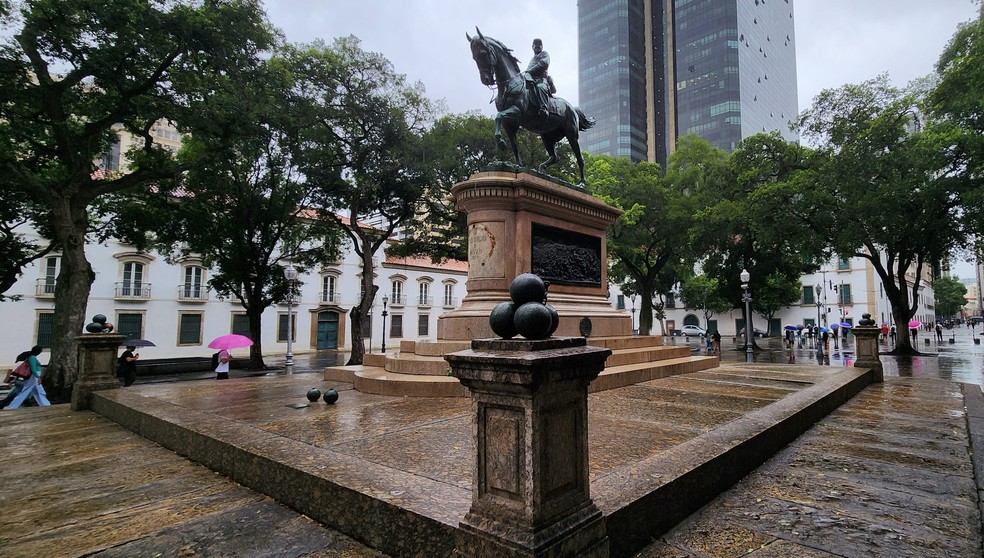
[325,335,720,397]
[90,362,877,557]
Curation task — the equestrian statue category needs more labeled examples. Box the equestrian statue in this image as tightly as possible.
[467,28,595,187]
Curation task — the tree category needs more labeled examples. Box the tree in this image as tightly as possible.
[796,76,976,354]
[111,57,341,370]
[934,276,968,319]
[0,0,274,398]
[388,112,498,263]
[678,275,732,331]
[284,37,436,365]
[586,149,701,335]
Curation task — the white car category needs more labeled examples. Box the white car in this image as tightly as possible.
[681,325,706,337]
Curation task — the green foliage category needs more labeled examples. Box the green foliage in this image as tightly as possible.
[0,0,275,392]
[282,36,437,364]
[678,275,731,329]
[796,75,976,352]
[586,151,698,334]
[934,276,968,318]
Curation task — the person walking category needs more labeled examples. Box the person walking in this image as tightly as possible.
[5,345,51,409]
[711,330,721,356]
[935,323,944,343]
[215,348,231,380]
[117,345,140,387]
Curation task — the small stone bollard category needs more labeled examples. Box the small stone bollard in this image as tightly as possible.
[72,325,126,410]
[852,313,883,383]
[446,336,611,557]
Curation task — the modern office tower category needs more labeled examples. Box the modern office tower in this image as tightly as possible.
[578,0,798,167]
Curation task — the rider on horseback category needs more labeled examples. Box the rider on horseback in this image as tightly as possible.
[524,38,555,118]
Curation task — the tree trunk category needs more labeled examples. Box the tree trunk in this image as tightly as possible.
[345,250,376,366]
[246,303,266,370]
[639,290,654,335]
[44,206,94,403]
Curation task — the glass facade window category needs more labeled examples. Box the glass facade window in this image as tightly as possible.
[178,313,202,345]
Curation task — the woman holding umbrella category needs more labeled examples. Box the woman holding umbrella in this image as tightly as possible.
[117,345,140,387]
[208,334,253,380]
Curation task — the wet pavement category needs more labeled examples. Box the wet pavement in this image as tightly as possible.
[2,330,983,557]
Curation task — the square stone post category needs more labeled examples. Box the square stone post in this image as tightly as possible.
[446,337,612,558]
[852,314,883,383]
[71,333,125,411]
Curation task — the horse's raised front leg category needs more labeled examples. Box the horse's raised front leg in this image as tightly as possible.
[498,107,523,166]
[539,135,559,174]
[494,113,508,151]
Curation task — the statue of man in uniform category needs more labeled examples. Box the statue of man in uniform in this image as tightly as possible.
[524,38,555,118]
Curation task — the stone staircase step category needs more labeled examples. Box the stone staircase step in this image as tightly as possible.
[591,356,720,392]
[353,366,469,397]
[605,345,692,367]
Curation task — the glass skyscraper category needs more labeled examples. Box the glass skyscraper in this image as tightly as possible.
[578,0,798,167]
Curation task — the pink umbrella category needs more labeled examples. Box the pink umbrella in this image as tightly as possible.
[208,334,254,350]
[908,320,921,329]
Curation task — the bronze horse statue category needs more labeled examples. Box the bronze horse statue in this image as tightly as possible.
[467,28,595,187]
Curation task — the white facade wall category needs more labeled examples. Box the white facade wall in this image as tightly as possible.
[1,229,467,367]
[613,255,938,337]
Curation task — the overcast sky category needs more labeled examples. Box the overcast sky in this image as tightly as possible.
[264,0,980,276]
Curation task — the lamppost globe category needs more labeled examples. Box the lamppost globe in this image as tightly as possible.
[284,264,297,374]
[740,268,750,284]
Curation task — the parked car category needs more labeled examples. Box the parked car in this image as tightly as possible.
[739,327,769,338]
[681,325,706,337]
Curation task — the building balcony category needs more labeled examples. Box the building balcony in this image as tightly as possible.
[443,297,458,308]
[389,294,406,307]
[417,296,432,307]
[321,291,341,304]
[115,282,151,300]
[35,279,56,298]
[177,285,209,302]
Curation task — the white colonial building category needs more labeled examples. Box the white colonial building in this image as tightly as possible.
[658,255,938,336]
[1,227,468,367]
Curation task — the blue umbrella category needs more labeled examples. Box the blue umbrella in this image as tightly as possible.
[783,324,798,331]
[820,327,831,333]
[839,322,853,329]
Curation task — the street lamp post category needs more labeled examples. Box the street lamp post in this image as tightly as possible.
[815,284,823,348]
[381,294,389,353]
[741,269,753,362]
[630,294,637,335]
[284,264,297,374]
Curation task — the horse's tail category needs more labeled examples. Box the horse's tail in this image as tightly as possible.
[575,106,596,131]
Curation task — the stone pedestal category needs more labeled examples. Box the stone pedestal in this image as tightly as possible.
[71,333,125,411]
[446,337,611,558]
[438,169,629,340]
[852,326,883,382]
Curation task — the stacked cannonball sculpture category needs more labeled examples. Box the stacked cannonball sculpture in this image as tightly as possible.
[489,273,560,340]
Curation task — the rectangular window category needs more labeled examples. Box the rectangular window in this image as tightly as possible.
[666,294,676,308]
[418,282,430,306]
[183,266,203,298]
[837,256,850,270]
[232,314,250,337]
[43,257,59,294]
[37,312,54,348]
[361,313,371,338]
[178,313,202,345]
[122,262,144,295]
[322,276,337,303]
[391,281,404,305]
[390,315,403,338]
[443,284,455,306]
[418,314,429,336]
[616,294,625,309]
[117,313,143,340]
[803,287,815,305]
[277,313,296,342]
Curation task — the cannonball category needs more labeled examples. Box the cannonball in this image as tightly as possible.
[92,314,107,324]
[323,388,339,404]
[545,303,560,336]
[489,301,518,339]
[514,302,553,340]
[85,322,104,333]
[509,273,547,305]
[306,388,322,402]
[103,322,114,332]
